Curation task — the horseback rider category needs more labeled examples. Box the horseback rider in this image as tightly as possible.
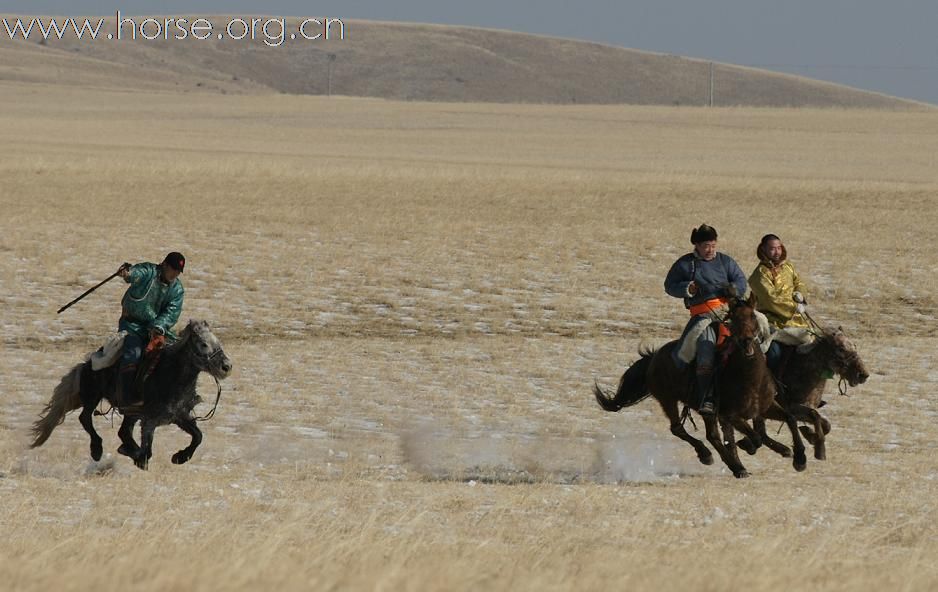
[748,233,809,375]
[115,251,186,407]
[664,224,748,415]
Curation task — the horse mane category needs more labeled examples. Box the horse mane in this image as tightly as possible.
[163,322,194,357]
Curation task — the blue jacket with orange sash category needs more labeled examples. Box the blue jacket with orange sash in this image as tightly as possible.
[664,252,747,312]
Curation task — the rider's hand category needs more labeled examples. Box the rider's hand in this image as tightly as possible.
[149,326,165,339]
[687,281,698,296]
[118,262,131,278]
[793,291,806,304]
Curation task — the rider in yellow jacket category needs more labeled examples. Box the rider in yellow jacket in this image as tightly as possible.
[748,234,808,371]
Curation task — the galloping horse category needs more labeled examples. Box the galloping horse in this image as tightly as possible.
[31,319,232,470]
[738,326,869,461]
[594,298,807,478]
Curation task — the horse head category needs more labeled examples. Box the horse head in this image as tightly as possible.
[727,297,761,358]
[182,319,233,380]
[820,327,869,387]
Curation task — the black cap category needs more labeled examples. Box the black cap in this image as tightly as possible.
[690,224,718,244]
[163,251,186,273]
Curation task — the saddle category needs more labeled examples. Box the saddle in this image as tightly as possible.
[89,333,167,406]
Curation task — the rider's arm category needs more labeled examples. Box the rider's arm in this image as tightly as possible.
[791,264,807,299]
[153,283,184,335]
[725,255,748,298]
[664,257,693,299]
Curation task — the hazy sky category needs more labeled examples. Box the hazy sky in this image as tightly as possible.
[13,1,938,104]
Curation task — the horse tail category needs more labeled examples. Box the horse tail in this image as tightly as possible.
[594,347,656,411]
[31,362,84,448]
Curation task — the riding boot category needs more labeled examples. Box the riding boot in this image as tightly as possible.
[695,371,715,415]
[117,367,141,407]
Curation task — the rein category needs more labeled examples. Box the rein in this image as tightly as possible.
[800,310,859,396]
[189,339,225,422]
[194,375,223,422]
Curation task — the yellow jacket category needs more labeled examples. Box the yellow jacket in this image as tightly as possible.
[748,260,808,329]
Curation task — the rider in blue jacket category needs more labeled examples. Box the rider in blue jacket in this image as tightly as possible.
[664,225,746,414]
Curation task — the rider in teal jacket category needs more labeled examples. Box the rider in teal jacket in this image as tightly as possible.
[115,252,186,405]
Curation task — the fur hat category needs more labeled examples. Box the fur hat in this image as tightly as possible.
[690,224,718,244]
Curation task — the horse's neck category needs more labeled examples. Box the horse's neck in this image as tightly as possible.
[154,346,200,387]
[785,345,831,402]
[724,346,768,382]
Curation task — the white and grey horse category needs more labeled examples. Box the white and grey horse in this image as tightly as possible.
[31,319,233,470]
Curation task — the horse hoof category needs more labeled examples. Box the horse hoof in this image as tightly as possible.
[699,453,714,466]
[134,458,149,470]
[815,448,827,461]
[172,451,190,465]
[734,470,750,479]
[91,441,103,462]
[117,444,135,458]
[793,457,807,472]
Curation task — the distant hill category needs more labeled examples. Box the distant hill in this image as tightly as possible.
[0,16,928,108]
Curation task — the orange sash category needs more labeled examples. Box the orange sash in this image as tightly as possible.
[688,297,729,317]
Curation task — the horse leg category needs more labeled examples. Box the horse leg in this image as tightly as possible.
[794,404,827,460]
[78,404,103,462]
[732,419,762,456]
[660,399,713,465]
[117,415,140,459]
[133,420,155,470]
[800,412,832,444]
[702,414,748,478]
[171,416,203,465]
[764,403,807,472]
[753,416,793,458]
[719,418,748,478]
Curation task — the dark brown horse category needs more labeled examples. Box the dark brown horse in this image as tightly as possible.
[594,298,807,478]
[738,326,869,461]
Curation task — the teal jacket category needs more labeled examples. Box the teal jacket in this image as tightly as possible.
[119,262,184,339]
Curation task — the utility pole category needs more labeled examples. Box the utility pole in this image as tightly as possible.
[327,53,337,97]
[708,61,714,107]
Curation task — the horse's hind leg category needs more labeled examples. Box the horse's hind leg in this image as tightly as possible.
[78,405,103,461]
[733,419,762,456]
[753,417,793,458]
[117,415,140,459]
[660,399,713,465]
[171,416,202,465]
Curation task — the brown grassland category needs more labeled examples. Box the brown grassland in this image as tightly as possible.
[1,82,938,590]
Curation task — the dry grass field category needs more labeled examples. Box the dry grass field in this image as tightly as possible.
[1,81,938,590]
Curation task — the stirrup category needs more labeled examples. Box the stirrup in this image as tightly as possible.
[698,400,716,416]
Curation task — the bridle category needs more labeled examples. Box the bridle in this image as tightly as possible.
[186,333,227,422]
